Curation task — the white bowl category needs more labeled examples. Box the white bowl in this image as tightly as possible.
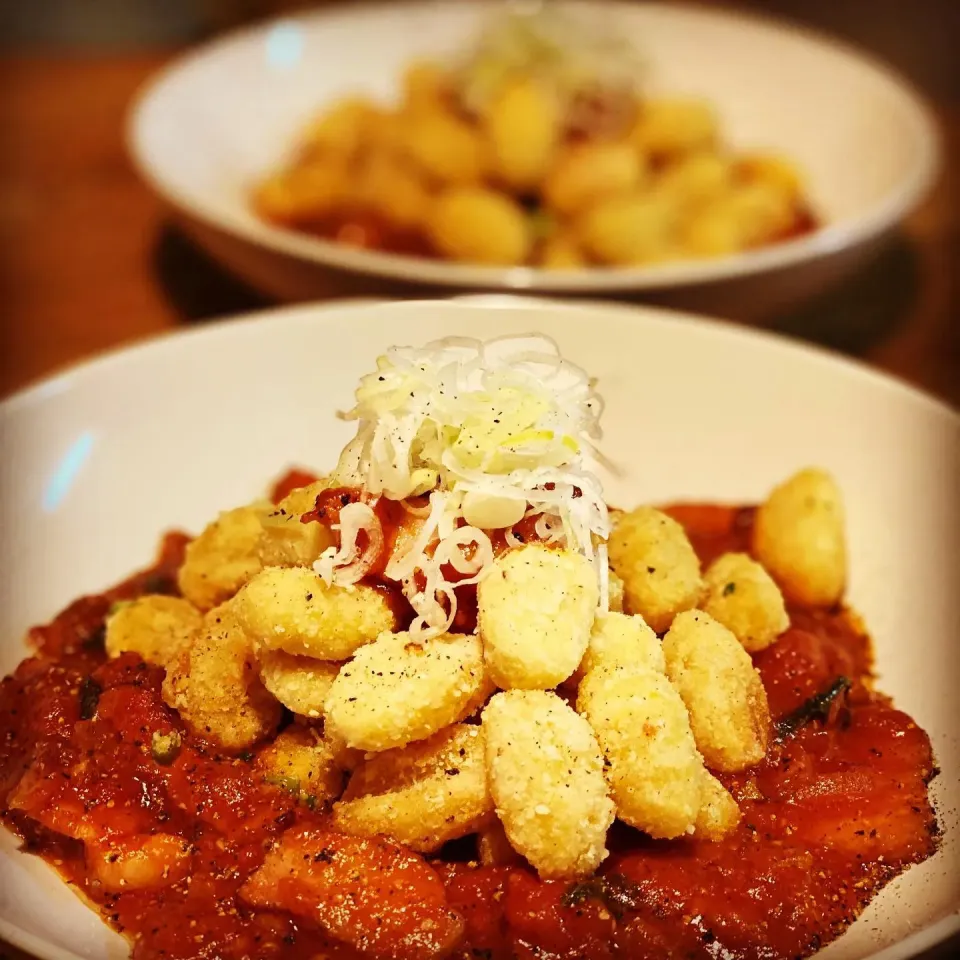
[128,0,939,316]
[1,297,957,960]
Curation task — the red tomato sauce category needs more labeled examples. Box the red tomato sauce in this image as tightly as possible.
[0,487,939,960]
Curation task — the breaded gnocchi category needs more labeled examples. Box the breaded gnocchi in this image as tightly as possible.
[631,98,718,157]
[162,604,281,750]
[333,724,493,852]
[662,610,770,772]
[576,611,665,680]
[324,631,489,752]
[577,664,704,839]
[178,506,265,611]
[257,649,341,718]
[234,566,395,660]
[427,186,531,265]
[478,545,598,689]
[694,770,741,841]
[543,142,645,216]
[484,77,561,190]
[402,109,487,185]
[577,192,676,265]
[258,479,334,569]
[104,595,201,668]
[256,726,345,808]
[753,467,847,606]
[483,690,614,879]
[702,552,789,652]
[608,506,703,633]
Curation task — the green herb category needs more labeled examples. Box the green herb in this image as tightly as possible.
[78,676,102,721]
[265,774,301,796]
[151,730,182,765]
[108,600,133,616]
[560,873,642,920]
[775,676,851,740]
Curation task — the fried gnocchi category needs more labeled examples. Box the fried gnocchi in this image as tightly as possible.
[662,610,770,772]
[577,663,705,839]
[483,690,615,879]
[753,467,847,606]
[162,603,282,750]
[478,545,598,689]
[324,631,489,752]
[575,611,665,680]
[608,506,703,632]
[693,769,741,840]
[234,566,395,660]
[255,726,345,807]
[333,723,493,852]
[178,506,265,611]
[258,479,334,568]
[257,649,341,718]
[104,595,201,668]
[702,552,789,652]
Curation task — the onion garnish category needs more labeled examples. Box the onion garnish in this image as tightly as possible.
[324,334,611,634]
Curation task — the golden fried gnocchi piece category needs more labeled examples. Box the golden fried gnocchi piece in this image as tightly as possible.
[483,690,614,879]
[662,610,770,772]
[241,828,464,960]
[608,507,703,633]
[303,97,380,158]
[693,770,741,841]
[354,154,432,230]
[333,724,493,853]
[105,595,201,668]
[257,649,341,718]
[478,545,598,689]
[631,98,717,157]
[539,230,585,270]
[255,726,345,807]
[162,604,281,750]
[753,468,847,607]
[656,151,731,210]
[254,160,349,224]
[403,109,486,185]
[428,187,531,265]
[573,612,664,684]
[477,820,523,867]
[577,193,675,266]
[325,632,488,752]
[178,506,265,611]
[543,142,644,216]
[402,59,449,115]
[234,566,395,660]
[578,664,704,838]
[702,552,789,652]
[258,479,333,569]
[484,77,561,190]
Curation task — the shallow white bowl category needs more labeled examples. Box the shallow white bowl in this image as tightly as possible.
[1,297,958,960]
[128,0,939,315]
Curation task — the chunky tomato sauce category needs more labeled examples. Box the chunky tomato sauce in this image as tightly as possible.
[0,482,939,960]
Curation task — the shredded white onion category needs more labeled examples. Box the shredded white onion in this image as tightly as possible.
[313,501,382,586]
[324,334,612,635]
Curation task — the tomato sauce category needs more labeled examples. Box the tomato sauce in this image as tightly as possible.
[0,488,939,960]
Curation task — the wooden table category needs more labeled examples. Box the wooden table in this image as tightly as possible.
[0,32,958,960]
[0,52,957,406]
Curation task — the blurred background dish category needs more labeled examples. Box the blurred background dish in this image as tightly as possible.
[128,0,939,314]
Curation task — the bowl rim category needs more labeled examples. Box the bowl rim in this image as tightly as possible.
[0,296,958,960]
[125,0,942,293]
